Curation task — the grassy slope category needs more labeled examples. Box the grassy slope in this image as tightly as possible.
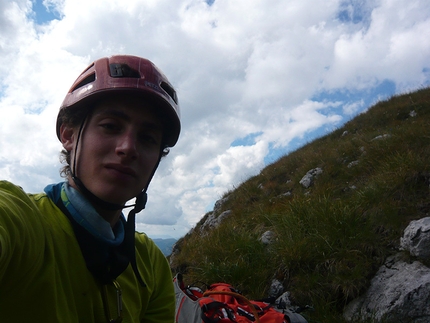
[170,87,430,322]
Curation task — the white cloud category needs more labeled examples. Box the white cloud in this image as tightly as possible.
[327,0,430,90]
[343,100,365,115]
[1,0,429,238]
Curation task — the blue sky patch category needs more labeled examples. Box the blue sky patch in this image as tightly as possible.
[231,131,263,147]
[263,80,397,165]
[423,67,430,81]
[263,127,331,165]
[32,0,61,25]
[337,0,373,26]
[264,142,294,165]
[312,79,396,112]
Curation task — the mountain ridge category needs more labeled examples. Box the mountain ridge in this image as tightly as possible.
[169,86,430,322]
[152,238,177,256]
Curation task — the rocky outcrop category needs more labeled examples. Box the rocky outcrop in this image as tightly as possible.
[400,217,430,259]
[299,168,323,188]
[343,217,430,322]
[199,210,232,233]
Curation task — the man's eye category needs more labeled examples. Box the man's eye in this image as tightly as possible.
[100,123,119,131]
[140,133,158,144]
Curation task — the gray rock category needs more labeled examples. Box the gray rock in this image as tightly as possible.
[344,255,430,322]
[280,191,292,197]
[270,191,292,203]
[217,210,232,224]
[268,279,284,298]
[200,210,232,233]
[371,134,391,141]
[400,216,430,260]
[214,196,229,213]
[260,230,276,245]
[299,168,323,188]
[200,212,215,231]
[275,291,292,308]
[347,160,359,168]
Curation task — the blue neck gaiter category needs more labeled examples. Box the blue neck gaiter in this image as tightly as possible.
[44,182,124,246]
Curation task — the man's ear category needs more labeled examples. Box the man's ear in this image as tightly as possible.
[59,124,75,151]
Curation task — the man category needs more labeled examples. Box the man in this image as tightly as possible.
[0,55,180,322]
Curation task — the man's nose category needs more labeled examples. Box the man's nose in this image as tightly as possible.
[116,132,138,159]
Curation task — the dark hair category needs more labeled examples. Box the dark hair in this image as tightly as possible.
[58,106,170,178]
[58,106,88,178]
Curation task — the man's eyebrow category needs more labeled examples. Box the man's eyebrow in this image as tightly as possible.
[97,109,163,129]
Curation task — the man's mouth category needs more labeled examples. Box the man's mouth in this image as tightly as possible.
[105,163,137,178]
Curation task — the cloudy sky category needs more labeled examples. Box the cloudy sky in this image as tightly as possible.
[1,0,429,239]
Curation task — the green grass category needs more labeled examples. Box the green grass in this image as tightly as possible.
[170,87,430,322]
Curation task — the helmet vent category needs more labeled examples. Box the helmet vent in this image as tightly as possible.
[110,63,140,78]
[71,72,96,92]
[160,81,178,104]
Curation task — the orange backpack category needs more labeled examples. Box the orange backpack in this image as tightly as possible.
[174,274,308,323]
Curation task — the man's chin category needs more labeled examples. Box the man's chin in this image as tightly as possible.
[91,190,132,207]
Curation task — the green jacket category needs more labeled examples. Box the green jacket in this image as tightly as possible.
[0,180,175,322]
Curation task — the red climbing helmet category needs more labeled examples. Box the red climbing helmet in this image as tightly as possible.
[57,55,180,147]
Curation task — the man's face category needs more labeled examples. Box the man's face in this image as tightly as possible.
[61,97,164,205]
